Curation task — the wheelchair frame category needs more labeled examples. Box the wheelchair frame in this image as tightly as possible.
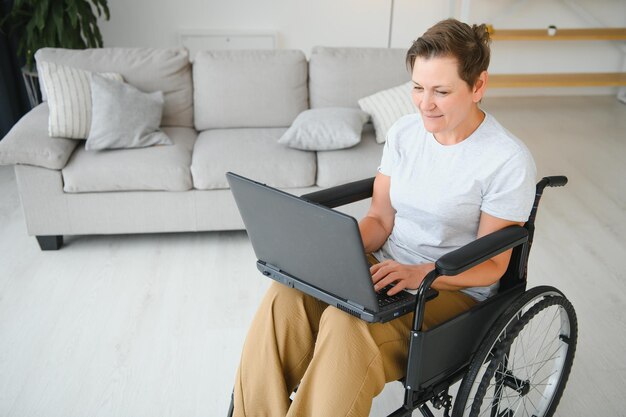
[228,175,577,417]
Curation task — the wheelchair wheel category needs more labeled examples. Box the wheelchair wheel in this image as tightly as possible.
[452,286,577,417]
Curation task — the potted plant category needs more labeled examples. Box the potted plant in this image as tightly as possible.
[1,0,110,107]
[2,0,110,69]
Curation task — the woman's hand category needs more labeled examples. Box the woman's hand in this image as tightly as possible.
[370,260,435,296]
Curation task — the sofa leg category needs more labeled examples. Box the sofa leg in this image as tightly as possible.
[36,235,63,250]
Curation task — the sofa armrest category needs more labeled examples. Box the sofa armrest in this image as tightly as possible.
[0,103,79,170]
[301,177,375,208]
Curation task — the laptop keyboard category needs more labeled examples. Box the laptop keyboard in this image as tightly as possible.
[377,285,414,308]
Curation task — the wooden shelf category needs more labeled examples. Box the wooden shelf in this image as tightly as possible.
[491,28,626,41]
[489,72,626,88]
[488,27,626,91]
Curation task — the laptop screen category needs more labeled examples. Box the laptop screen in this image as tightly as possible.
[227,173,380,311]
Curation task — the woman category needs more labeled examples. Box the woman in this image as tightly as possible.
[233,18,536,417]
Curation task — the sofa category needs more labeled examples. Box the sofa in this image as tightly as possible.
[0,46,413,250]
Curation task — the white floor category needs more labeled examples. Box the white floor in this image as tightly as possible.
[0,95,625,417]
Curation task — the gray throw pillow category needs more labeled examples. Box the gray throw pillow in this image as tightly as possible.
[278,108,369,151]
[85,74,172,151]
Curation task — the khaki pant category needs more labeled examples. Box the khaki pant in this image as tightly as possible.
[234,282,476,417]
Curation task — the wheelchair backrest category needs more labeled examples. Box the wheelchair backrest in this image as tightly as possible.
[498,176,567,292]
[498,240,529,292]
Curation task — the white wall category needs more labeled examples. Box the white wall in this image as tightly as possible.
[99,0,400,51]
[99,0,626,96]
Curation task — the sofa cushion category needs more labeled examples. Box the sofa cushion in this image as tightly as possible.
[191,128,316,190]
[309,47,409,109]
[0,104,79,170]
[86,74,172,151]
[193,50,308,130]
[35,47,193,128]
[315,124,384,188]
[62,127,195,193]
[38,61,124,139]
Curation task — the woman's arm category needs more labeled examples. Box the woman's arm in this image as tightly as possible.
[371,211,523,295]
[358,172,396,253]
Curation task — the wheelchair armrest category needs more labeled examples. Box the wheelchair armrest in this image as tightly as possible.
[435,225,529,276]
[411,225,529,331]
[300,177,375,208]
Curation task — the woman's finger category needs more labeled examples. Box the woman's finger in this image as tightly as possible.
[371,261,399,284]
[369,262,383,275]
[374,270,403,292]
[386,280,407,296]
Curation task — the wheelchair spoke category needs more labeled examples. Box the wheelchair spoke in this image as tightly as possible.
[523,388,541,414]
[482,391,520,409]
[504,345,563,379]
[479,390,522,417]
[514,306,559,377]
[526,348,563,382]
[527,307,561,377]
[530,382,551,401]
[491,377,509,417]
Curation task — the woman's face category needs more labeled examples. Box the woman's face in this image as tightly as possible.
[411,55,486,144]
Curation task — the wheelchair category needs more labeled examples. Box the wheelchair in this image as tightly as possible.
[227,175,577,417]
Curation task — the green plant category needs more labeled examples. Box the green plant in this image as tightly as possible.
[1,0,110,69]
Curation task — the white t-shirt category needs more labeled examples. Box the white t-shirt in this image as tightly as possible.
[375,112,536,301]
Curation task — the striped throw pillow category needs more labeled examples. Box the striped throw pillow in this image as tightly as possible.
[38,61,123,139]
[358,82,417,144]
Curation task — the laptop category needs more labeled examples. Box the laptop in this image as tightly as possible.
[227,172,436,323]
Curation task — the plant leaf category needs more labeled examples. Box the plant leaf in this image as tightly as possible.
[33,0,50,32]
[51,2,66,47]
[78,0,99,47]
[93,0,110,20]
[43,14,57,47]
[66,0,79,29]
